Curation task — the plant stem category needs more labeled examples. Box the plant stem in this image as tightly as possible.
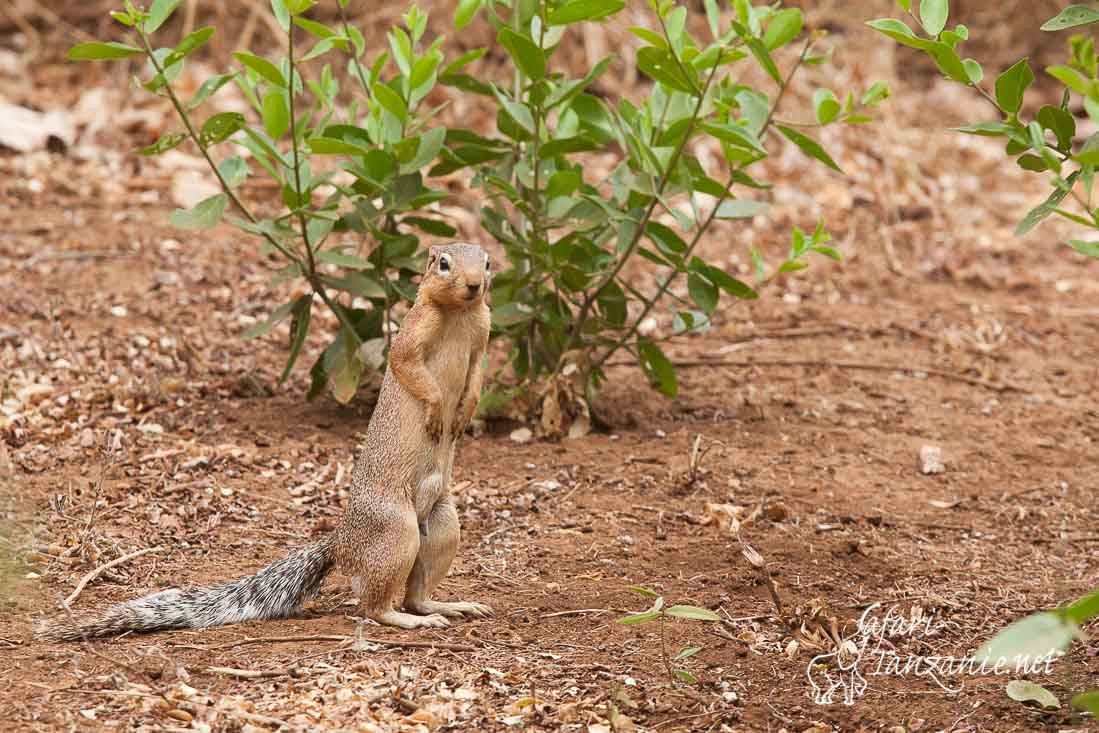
[286,21,362,346]
[136,30,299,265]
[592,38,814,373]
[338,5,372,101]
[139,27,361,347]
[658,612,674,682]
[564,50,722,363]
[287,25,318,282]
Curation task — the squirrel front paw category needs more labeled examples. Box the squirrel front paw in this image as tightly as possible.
[424,400,444,442]
[453,399,472,435]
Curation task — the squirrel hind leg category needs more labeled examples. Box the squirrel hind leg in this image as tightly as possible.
[341,502,420,623]
[403,499,494,620]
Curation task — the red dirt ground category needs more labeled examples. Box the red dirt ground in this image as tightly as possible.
[2,5,1099,732]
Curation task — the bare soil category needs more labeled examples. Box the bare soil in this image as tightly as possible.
[2,5,1099,732]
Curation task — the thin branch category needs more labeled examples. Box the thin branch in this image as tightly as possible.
[565,49,723,361]
[138,26,361,345]
[63,547,161,608]
[174,633,478,653]
[593,37,815,373]
[205,665,302,679]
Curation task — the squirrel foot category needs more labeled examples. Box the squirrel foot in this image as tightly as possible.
[369,609,450,629]
[406,600,493,619]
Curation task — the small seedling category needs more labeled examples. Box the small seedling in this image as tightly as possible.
[617,585,721,684]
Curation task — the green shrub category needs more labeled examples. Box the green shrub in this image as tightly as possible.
[868,1,1099,260]
[71,0,887,418]
[869,4,1099,714]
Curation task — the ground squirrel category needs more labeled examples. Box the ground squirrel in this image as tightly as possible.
[37,243,494,640]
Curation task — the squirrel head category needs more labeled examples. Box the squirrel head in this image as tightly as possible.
[420,243,491,310]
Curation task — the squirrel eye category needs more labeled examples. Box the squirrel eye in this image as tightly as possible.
[438,254,451,273]
[485,257,491,272]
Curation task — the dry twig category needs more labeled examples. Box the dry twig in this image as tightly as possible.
[63,546,161,608]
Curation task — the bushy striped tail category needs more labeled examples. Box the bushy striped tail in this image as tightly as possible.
[36,536,336,642]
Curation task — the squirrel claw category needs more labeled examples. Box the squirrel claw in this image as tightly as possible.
[424,403,444,442]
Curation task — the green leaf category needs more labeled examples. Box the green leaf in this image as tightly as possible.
[243,298,298,339]
[1046,64,1089,94]
[696,261,758,299]
[812,88,841,125]
[715,199,768,219]
[1006,680,1060,709]
[995,58,1034,116]
[308,136,372,156]
[665,605,721,621]
[218,156,249,188]
[279,295,313,383]
[951,121,1018,137]
[861,81,891,106]
[1074,149,1099,166]
[638,337,677,397]
[628,26,666,48]
[628,585,660,598]
[262,90,291,139]
[547,0,625,25]
[918,0,948,36]
[963,58,983,84]
[200,111,246,145]
[974,611,1080,664]
[454,0,483,29]
[373,82,408,122]
[498,27,546,81]
[293,16,337,39]
[145,0,182,33]
[687,271,719,314]
[745,38,782,85]
[925,41,971,82]
[400,127,446,173]
[1036,105,1075,150]
[1041,5,1099,31]
[492,302,535,328]
[1066,589,1099,623]
[67,42,143,61]
[763,8,803,51]
[187,72,236,110]
[617,610,660,625]
[700,121,765,153]
[173,26,214,60]
[703,0,720,38]
[1072,691,1099,715]
[777,125,842,172]
[637,47,698,94]
[170,193,228,230]
[491,88,536,134]
[403,216,457,237]
[1016,154,1047,172]
[316,250,373,269]
[646,221,688,256]
[674,669,698,684]
[271,0,291,32]
[865,19,933,51]
[675,646,702,661]
[1070,240,1099,258]
[1015,170,1079,234]
[138,132,186,156]
[234,51,288,87]
[284,0,315,14]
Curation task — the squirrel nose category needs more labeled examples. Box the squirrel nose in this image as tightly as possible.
[466,283,481,296]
